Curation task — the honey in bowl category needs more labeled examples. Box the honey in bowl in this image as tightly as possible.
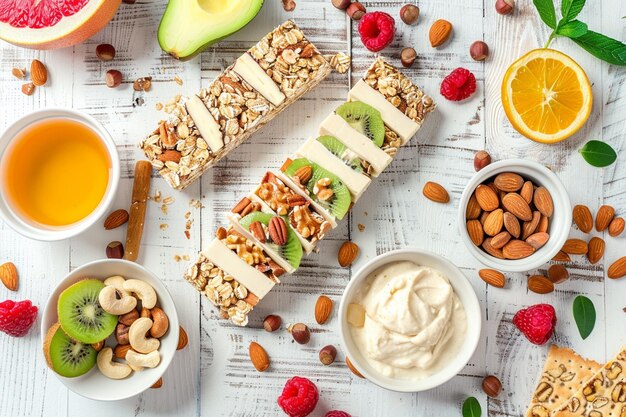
[1,118,111,228]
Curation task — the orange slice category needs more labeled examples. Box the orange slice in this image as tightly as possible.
[501,48,592,144]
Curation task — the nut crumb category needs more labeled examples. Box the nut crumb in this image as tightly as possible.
[184,230,190,240]
[12,67,26,79]
[163,196,175,205]
[153,190,162,203]
[160,224,168,230]
[189,199,202,209]
[184,211,191,219]
[357,223,365,232]
[182,254,190,261]
[161,204,168,215]
[155,102,163,111]
[133,76,152,92]
[174,75,183,86]
[173,255,181,262]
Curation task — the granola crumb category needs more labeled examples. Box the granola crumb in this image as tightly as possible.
[160,224,168,230]
[184,211,191,219]
[358,223,365,232]
[182,254,190,261]
[189,199,202,209]
[161,204,168,215]
[173,255,181,262]
[174,75,183,86]
[155,102,163,111]
[153,190,162,203]
[163,196,175,205]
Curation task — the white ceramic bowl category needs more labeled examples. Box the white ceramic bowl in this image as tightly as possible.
[338,248,481,392]
[458,159,572,272]
[40,259,179,401]
[0,109,120,241]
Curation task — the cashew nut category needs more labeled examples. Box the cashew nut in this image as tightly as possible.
[123,279,157,309]
[129,317,160,353]
[104,275,130,296]
[150,307,169,338]
[129,363,144,372]
[125,349,160,368]
[97,347,132,380]
[98,285,137,315]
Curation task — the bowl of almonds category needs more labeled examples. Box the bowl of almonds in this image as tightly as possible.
[458,159,572,272]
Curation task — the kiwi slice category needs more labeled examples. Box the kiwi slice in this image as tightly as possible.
[316,135,363,173]
[58,279,118,344]
[43,323,97,378]
[239,212,303,270]
[335,101,385,147]
[283,158,351,220]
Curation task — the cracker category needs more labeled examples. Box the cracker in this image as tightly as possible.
[525,345,602,417]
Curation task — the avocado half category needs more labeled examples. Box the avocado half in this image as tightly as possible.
[158,0,264,60]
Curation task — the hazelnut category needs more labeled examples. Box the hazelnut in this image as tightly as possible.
[96,43,116,61]
[495,0,514,15]
[115,323,130,345]
[399,4,419,25]
[288,323,310,344]
[263,314,282,332]
[482,375,502,398]
[331,0,351,10]
[282,0,296,11]
[319,345,337,365]
[346,2,366,20]
[474,150,492,172]
[105,70,122,88]
[119,309,140,326]
[400,47,417,68]
[470,40,489,61]
[106,241,124,258]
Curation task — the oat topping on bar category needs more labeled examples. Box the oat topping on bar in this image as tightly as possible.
[326,52,351,74]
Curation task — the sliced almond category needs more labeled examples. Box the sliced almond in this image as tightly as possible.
[609,217,625,237]
[475,185,500,212]
[533,187,554,218]
[478,269,505,288]
[502,193,532,222]
[249,342,270,372]
[483,209,504,236]
[503,212,521,238]
[491,231,511,249]
[586,237,605,264]
[466,220,484,246]
[608,257,626,279]
[423,181,450,203]
[573,205,593,233]
[595,205,614,232]
[561,238,588,255]
[494,172,524,192]
[520,181,534,204]
[521,211,542,240]
[502,240,535,259]
[465,194,482,220]
[528,275,554,294]
[482,238,505,259]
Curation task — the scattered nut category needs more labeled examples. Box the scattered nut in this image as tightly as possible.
[177,326,188,350]
[133,76,152,92]
[106,70,123,88]
[288,323,311,344]
[338,241,359,267]
[282,0,296,11]
[30,59,47,86]
[482,375,502,398]
[21,82,35,96]
[11,67,26,79]
[315,295,334,324]
[263,314,282,332]
[547,264,569,284]
[104,209,129,229]
[0,262,18,291]
[151,378,163,388]
[400,47,417,68]
[399,4,419,25]
[429,19,453,48]
[474,151,491,171]
[346,1,366,20]
[346,356,364,378]
[96,44,116,61]
[470,41,489,61]
[106,241,125,259]
[319,345,337,365]
[331,0,350,9]
[609,217,624,237]
[495,0,514,15]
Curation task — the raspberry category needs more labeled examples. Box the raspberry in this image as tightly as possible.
[325,411,352,417]
[440,68,477,101]
[358,12,395,52]
[0,300,38,337]
[277,376,319,417]
[513,304,557,345]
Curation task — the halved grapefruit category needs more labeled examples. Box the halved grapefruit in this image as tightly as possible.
[0,0,121,50]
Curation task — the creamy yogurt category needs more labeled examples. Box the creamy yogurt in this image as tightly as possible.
[349,261,467,380]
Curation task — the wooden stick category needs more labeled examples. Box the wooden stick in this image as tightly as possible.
[124,161,151,262]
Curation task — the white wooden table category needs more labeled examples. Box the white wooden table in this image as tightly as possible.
[1,0,625,416]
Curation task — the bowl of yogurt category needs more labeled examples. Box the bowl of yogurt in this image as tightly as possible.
[338,248,482,392]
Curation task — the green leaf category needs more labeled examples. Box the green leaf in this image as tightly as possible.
[579,140,618,167]
[462,397,482,417]
[561,0,586,21]
[533,0,558,28]
[556,20,588,38]
[571,30,626,65]
[573,295,596,340]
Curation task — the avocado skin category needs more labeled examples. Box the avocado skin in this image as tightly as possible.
[158,0,265,61]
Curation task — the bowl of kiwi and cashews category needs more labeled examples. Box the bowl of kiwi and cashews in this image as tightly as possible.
[40,259,179,401]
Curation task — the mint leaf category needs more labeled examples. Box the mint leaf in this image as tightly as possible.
[573,295,596,340]
[556,20,588,38]
[561,0,586,21]
[579,140,618,167]
[534,0,557,28]
[572,30,626,65]
[462,397,482,417]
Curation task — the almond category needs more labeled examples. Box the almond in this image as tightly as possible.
[595,205,615,232]
[502,193,532,221]
[466,194,482,220]
[483,209,504,236]
[521,211,541,240]
[586,237,605,264]
[547,264,569,284]
[609,217,625,237]
[503,212,521,238]
[0,262,18,291]
[478,269,505,288]
[490,231,511,249]
[429,19,453,47]
[315,295,333,324]
[11,67,26,80]
[502,240,535,259]
[338,241,359,267]
[294,165,313,184]
[21,82,35,96]
[525,232,549,249]
[537,215,549,233]
[249,221,266,243]
[157,149,182,163]
[528,275,554,294]
[608,257,626,279]
[268,216,288,246]
[177,326,188,350]
[520,181,534,204]
[151,378,163,389]
[249,342,270,372]
[104,209,129,230]
[480,211,490,225]
[232,197,251,214]
[114,344,133,359]
[561,238,588,255]
[30,59,48,86]
[552,251,571,262]
[475,185,500,211]
[346,357,364,378]
[573,205,593,233]
[466,220,484,246]
[533,187,554,218]
[423,181,450,203]
[494,172,524,192]
[482,238,504,259]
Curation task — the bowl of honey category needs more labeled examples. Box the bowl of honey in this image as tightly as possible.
[0,109,120,241]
